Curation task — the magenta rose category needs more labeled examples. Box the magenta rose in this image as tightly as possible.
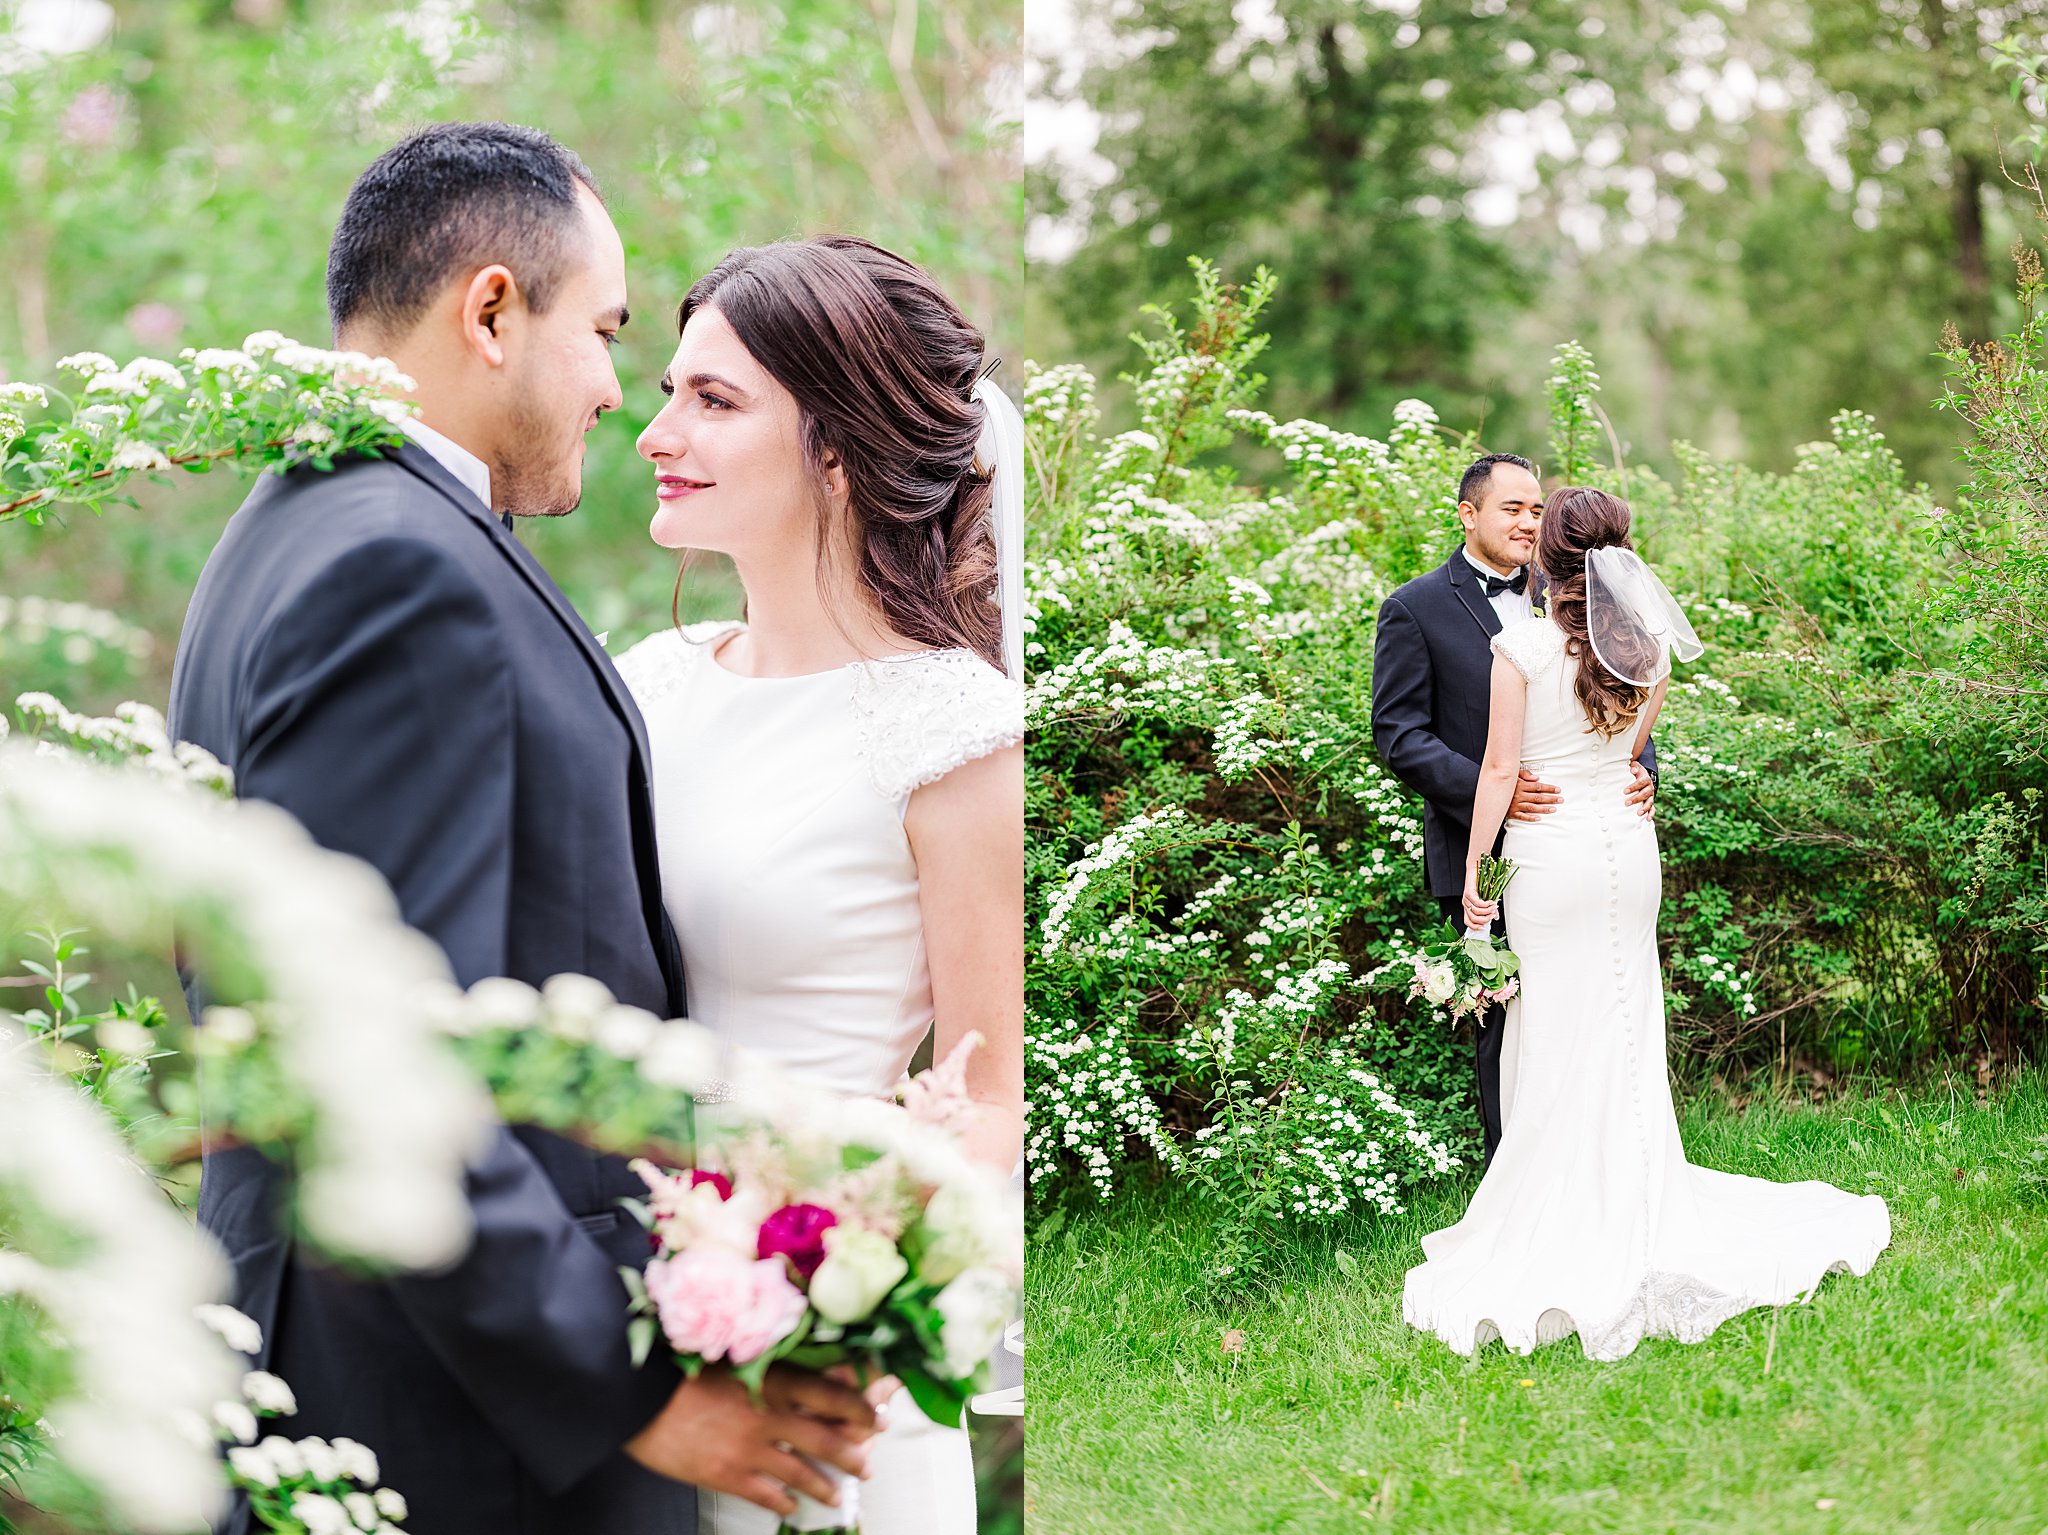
[690,1168,734,1201]
[757,1203,838,1280]
[644,1248,806,1364]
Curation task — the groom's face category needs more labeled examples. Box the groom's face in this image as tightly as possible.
[1460,464,1543,574]
[495,185,629,516]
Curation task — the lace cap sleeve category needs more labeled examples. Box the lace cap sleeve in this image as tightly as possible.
[1489,616,1565,682]
[849,649,1024,802]
[613,621,739,704]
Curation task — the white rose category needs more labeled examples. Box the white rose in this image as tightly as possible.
[808,1225,909,1324]
[345,1492,381,1528]
[374,1487,409,1521]
[933,1267,1012,1379]
[915,1180,994,1286]
[1421,963,1457,1005]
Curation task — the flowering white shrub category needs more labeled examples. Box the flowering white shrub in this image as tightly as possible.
[1024,262,1469,1276]
[0,594,154,668]
[0,744,491,1269]
[1027,262,2015,1275]
[0,1036,241,1531]
[2,331,415,527]
[194,1307,416,1534]
[13,690,233,793]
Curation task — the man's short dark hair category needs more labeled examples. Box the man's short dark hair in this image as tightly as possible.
[326,121,601,339]
[1459,452,1537,512]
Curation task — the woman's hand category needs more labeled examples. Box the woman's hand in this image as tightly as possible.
[1462,870,1497,934]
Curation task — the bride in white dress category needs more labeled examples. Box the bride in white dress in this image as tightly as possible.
[616,236,1024,1531]
[1402,485,1890,1362]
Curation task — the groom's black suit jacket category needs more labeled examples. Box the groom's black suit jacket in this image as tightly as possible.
[170,444,695,1535]
[1372,550,1656,898]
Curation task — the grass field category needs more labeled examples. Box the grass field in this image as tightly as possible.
[1027,1072,2048,1534]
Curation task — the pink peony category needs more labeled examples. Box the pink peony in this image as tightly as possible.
[757,1203,838,1280]
[644,1248,807,1364]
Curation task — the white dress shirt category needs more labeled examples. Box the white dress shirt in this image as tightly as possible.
[1464,546,1534,628]
[398,416,493,512]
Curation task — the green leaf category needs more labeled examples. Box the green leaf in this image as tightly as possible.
[894,1363,971,1430]
[618,1264,648,1308]
[627,1315,657,1368]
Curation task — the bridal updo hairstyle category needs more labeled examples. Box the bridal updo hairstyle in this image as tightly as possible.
[1536,485,1656,738]
[674,236,1001,670]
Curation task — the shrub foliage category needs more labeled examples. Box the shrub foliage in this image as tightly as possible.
[1024,259,2048,1274]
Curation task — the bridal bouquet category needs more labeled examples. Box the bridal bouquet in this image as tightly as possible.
[619,1037,1019,1533]
[1407,856,1523,1021]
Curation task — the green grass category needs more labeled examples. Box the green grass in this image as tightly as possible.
[1027,1073,2048,1534]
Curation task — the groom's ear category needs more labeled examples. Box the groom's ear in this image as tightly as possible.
[459,264,523,368]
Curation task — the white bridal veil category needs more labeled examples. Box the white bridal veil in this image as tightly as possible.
[1583,546,1704,686]
[974,374,1026,681]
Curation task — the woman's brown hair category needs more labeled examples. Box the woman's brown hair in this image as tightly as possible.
[1536,485,1655,738]
[671,235,1000,669]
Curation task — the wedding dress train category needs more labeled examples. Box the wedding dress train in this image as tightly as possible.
[1401,616,1890,1361]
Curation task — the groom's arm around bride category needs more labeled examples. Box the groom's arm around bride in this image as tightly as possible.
[1368,455,1656,1167]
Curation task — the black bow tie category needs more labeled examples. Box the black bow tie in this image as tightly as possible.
[1481,568,1528,597]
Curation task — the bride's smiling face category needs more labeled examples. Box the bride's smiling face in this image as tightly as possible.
[635,307,829,558]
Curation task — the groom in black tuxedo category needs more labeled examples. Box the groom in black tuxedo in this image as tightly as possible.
[1371,453,1656,1167]
[170,124,872,1535]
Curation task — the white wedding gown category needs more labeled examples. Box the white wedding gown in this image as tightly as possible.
[617,620,1022,1534]
[1402,615,1891,1361]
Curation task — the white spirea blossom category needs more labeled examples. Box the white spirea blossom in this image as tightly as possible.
[109,440,173,472]
[241,1369,297,1415]
[0,1030,241,1531]
[0,594,155,661]
[291,1490,351,1534]
[15,689,232,792]
[0,745,493,1268]
[195,1303,263,1356]
[1024,303,1479,1231]
[212,1399,259,1445]
[227,1443,280,1487]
